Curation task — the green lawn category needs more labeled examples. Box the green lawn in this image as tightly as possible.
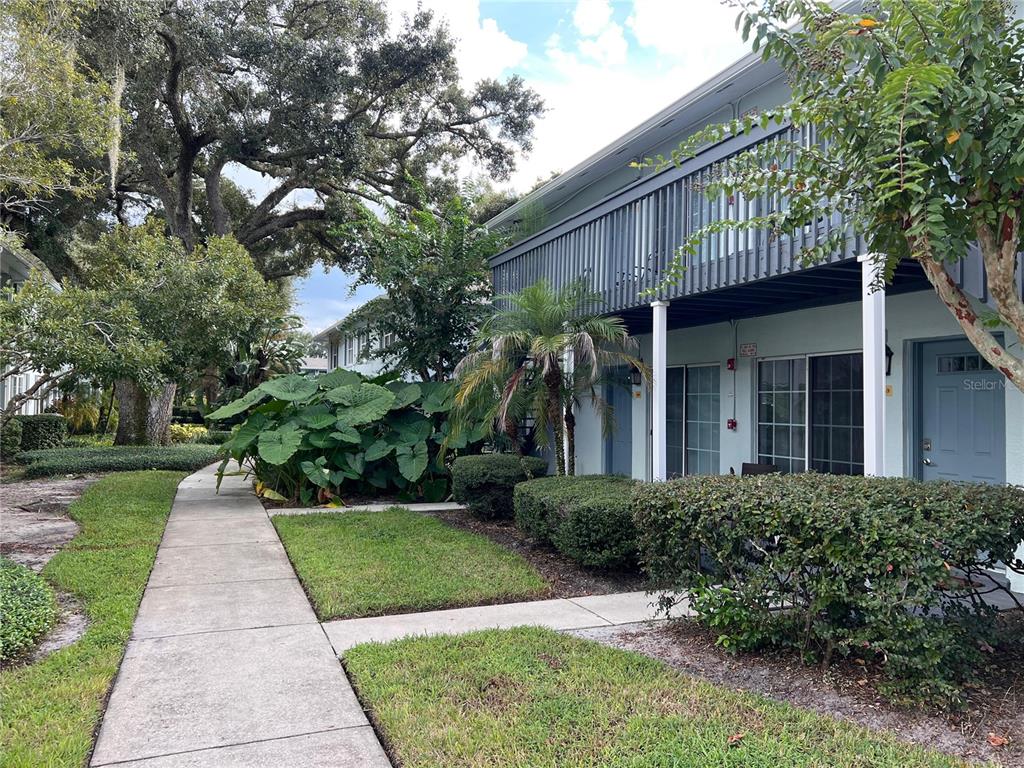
[273,509,550,620]
[0,471,182,768]
[344,627,969,768]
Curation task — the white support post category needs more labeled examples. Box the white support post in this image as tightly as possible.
[859,253,886,476]
[651,300,669,481]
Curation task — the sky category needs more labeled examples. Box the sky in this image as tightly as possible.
[293,0,753,335]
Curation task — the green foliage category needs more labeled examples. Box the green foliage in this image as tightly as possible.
[0,471,180,765]
[513,475,639,569]
[13,414,68,451]
[0,557,57,664]
[1,417,24,458]
[211,371,487,504]
[18,445,221,477]
[631,473,1024,706]
[342,195,501,381]
[646,0,1024,387]
[168,424,208,443]
[450,454,548,520]
[0,0,114,220]
[455,279,646,475]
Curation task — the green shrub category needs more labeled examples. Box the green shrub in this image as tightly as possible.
[208,371,491,505]
[168,423,208,443]
[632,473,1024,706]
[451,454,548,519]
[1,417,23,459]
[13,414,68,451]
[20,445,222,478]
[0,557,57,663]
[514,475,638,568]
[199,429,232,445]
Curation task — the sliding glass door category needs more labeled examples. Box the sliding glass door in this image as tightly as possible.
[666,365,720,478]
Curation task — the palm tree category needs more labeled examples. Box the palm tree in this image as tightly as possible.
[454,279,647,476]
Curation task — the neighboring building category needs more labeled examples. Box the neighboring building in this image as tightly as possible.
[313,297,395,378]
[299,356,328,375]
[0,241,61,416]
[485,49,1023,590]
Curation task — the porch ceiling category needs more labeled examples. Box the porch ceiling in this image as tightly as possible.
[618,257,932,335]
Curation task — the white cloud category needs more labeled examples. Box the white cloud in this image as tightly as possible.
[578,23,628,65]
[627,0,741,61]
[573,0,614,37]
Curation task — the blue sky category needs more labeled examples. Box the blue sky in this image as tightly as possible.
[292,0,752,334]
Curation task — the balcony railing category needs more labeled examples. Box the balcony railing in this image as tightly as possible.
[491,125,864,315]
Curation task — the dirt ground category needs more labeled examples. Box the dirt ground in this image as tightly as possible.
[572,618,1024,767]
[428,507,646,598]
[1,474,99,659]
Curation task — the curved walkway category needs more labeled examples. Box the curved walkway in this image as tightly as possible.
[92,466,670,766]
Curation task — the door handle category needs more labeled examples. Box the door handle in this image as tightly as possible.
[922,458,934,466]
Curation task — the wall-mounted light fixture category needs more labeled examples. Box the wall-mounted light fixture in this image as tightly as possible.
[885,344,894,376]
[631,361,643,387]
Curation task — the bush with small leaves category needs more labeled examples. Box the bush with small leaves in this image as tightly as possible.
[12,414,67,451]
[0,557,57,663]
[631,473,1024,707]
[514,475,638,569]
[451,454,548,519]
[1,417,23,459]
[19,444,222,477]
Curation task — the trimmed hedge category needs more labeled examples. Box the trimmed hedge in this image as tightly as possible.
[514,475,639,569]
[632,473,1024,706]
[13,414,67,451]
[1,417,23,459]
[19,445,222,478]
[0,557,57,663]
[451,454,548,519]
[199,429,233,445]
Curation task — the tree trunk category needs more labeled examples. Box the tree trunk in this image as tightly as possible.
[544,365,565,475]
[114,379,176,445]
[564,403,576,476]
[97,382,115,434]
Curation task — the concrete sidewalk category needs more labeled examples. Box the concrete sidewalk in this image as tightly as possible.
[93,467,675,766]
[90,466,390,768]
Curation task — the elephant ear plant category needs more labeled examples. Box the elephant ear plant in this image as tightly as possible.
[207,370,488,505]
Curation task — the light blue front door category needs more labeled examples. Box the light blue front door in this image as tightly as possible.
[919,339,1005,483]
[605,368,633,476]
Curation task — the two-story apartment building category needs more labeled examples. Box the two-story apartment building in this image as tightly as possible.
[486,49,1023,590]
[313,297,395,378]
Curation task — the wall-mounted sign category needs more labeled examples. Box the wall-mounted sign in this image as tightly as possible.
[738,342,757,358]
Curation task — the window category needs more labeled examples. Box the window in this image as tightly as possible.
[329,341,338,369]
[686,365,720,475]
[665,365,721,478]
[810,353,864,475]
[937,353,991,373]
[344,336,355,365]
[757,358,806,472]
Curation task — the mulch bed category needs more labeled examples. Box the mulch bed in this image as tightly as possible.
[426,507,645,599]
[573,616,1024,767]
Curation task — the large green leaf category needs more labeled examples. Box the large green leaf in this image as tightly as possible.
[206,388,268,420]
[298,405,336,429]
[396,442,428,482]
[226,412,268,454]
[421,477,449,503]
[387,382,422,410]
[420,382,453,414]
[331,426,362,444]
[327,383,396,426]
[258,374,318,402]
[257,424,304,465]
[364,439,393,462]
[300,457,330,488]
[317,368,362,390]
[306,430,340,449]
[345,451,366,475]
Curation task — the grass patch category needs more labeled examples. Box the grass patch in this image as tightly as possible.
[19,444,220,477]
[345,627,969,768]
[0,471,182,767]
[273,509,549,620]
[0,558,57,664]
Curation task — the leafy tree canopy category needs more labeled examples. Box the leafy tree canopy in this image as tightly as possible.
[17,0,545,281]
[648,0,1024,390]
[343,195,501,381]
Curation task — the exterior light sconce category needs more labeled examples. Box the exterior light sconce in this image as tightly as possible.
[885,344,893,376]
[630,363,643,387]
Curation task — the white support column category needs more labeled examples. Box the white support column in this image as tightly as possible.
[651,300,669,481]
[859,253,886,476]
